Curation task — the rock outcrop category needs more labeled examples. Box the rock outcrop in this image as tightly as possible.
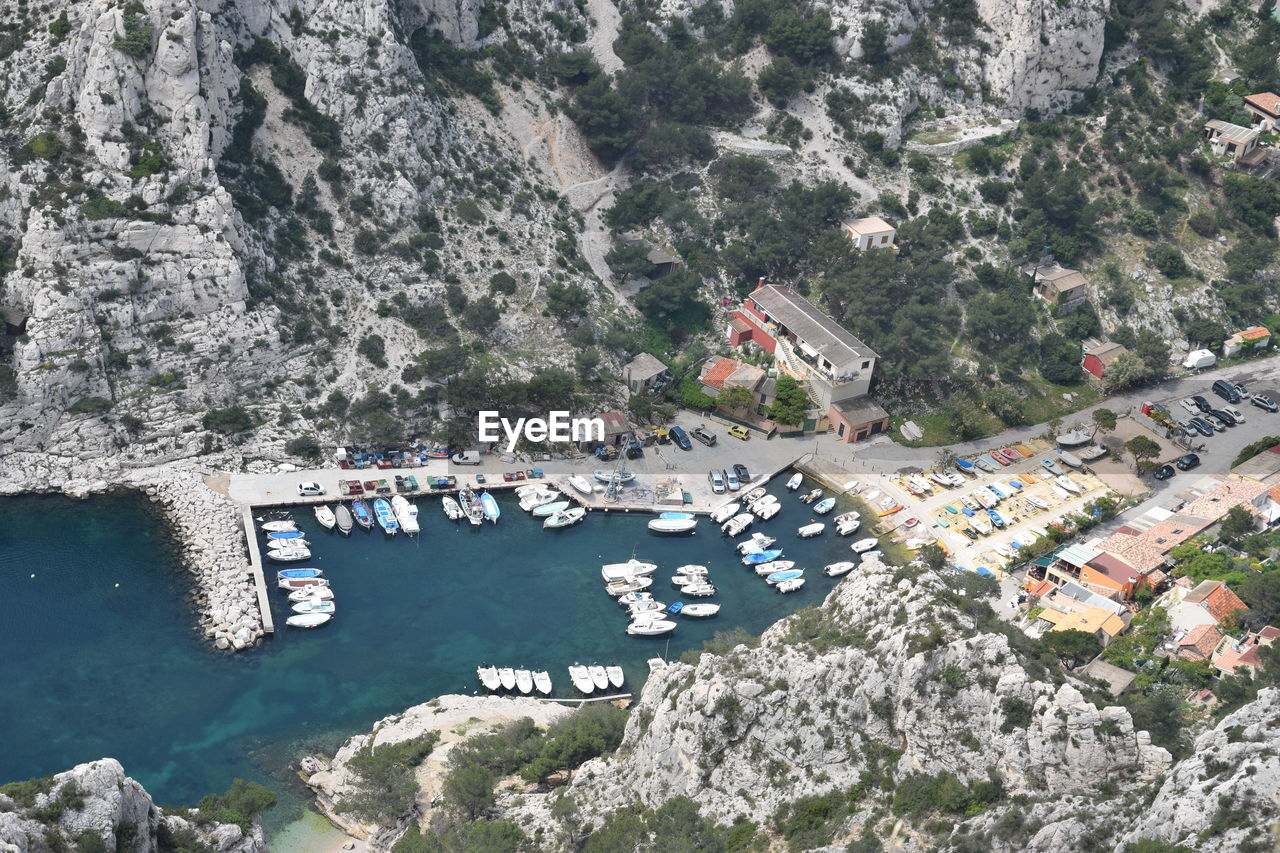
[0,758,266,853]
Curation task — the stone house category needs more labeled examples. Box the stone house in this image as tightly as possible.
[1082,339,1130,382]
[841,216,896,251]
[1223,326,1271,358]
[621,353,671,396]
[1244,92,1280,131]
[1203,119,1266,165]
[828,397,890,443]
[1174,623,1223,662]
[1027,263,1089,311]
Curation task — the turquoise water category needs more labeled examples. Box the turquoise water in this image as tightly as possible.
[0,477,856,830]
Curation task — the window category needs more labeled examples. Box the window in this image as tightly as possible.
[881,235,889,244]
[861,360,870,370]
[837,423,846,437]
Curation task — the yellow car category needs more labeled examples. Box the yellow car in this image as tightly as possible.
[727,425,750,441]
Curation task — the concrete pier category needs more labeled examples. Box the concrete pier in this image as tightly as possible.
[240,506,275,634]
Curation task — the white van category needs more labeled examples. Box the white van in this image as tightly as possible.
[451,451,482,465]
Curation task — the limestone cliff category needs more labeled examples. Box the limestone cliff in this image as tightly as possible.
[0,758,266,853]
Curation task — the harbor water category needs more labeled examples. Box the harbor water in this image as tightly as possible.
[0,475,864,836]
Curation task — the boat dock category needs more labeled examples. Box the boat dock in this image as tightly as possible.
[536,693,633,705]
[240,506,275,634]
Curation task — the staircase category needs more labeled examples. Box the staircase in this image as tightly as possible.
[773,337,809,379]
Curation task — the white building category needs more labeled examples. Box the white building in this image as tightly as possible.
[841,217,896,251]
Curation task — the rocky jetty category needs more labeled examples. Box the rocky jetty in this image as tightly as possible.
[0,758,266,852]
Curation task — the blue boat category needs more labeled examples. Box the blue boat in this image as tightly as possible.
[277,568,322,579]
[955,458,975,473]
[987,509,1006,528]
[373,498,399,535]
[742,549,783,565]
[975,566,996,579]
[480,491,500,523]
[766,569,804,584]
[961,507,975,517]
[988,485,1007,500]
[660,512,694,520]
[1006,479,1023,490]
[667,602,684,614]
[351,500,374,530]
[267,530,305,540]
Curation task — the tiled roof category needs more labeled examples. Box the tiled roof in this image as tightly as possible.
[843,216,895,235]
[1027,579,1056,598]
[1035,266,1088,294]
[1236,326,1271,341]
[1258,625,1280,641]
[1177,624,1222,660]
[1180,479,1269,521]
[1085,341,1128,365]
[1245,92,1280,116]
[725,363,765,389]
[1213,642,1264,674]
[1186,580,1248,625]
[1085,552,1138,583]
[1040,606,1127,638]
[1142,516,1214,548]
[699,356,740,390]
[1095,533,1170,573]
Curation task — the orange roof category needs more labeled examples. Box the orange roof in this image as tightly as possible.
[1027,579,1056,598]
[1237,326,1271,340]
[1212,642,1264,674]
[1177,624,1222,660]
[1186,580,1248,625]
[1245,92,1280,116]
[1095,533,1169,573]
[699,356,740,390]
[1258,625,1280,641]
[1040,606,1127,638]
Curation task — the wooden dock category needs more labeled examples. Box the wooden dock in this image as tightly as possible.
[240,506,275,634]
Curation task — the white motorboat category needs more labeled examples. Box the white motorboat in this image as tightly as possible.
[673,565,708,577]
[710,502,740,523]
[532,671,552,695]
[823,561,857,577]
[477,666,501,691]
[532,500,571,518]
[617,591,654,607]
[1056,475,1082,494]
[737,533,776,554]
[267,547,311,562]
[260,520,296,533]
[1056,428,1092,447]
[288,586,334,602]
[863,489,882,502]
[943,471,967,487]
[314,505,336,530]
[442,496,465,520]
[519,488,561,512]
[851,538,879,553]
[391,495,420,534]
[605,576,654,596]
[1051,484,1072,500]
[721,513,754,536]
[754,560,796,576]
[602,559,658,582]
[836,518,860,536]
[797,522,825,538]
[756,503,780,521]
[812,498,836,515]
[286,613,331,628]
[628,600,667,617]
[587,665,609,691]
[786,473,803,491]
[671,574,705,588]
[568,665,594,694]
[544,507,586,529]
[1026,494,1051,510]
[291,599,336,615]
[678,603,720,617]
[267,538,310,550]
[498,668,517,690]
[569,475,594,495]
[648,517,697,534]
[993,544,1016,559]
[1078,444,1107,462]
[1058,450,1084,469]
[681,582,716,597]
[515,669,534,694]
[749,494,778,512]
[800,488,823,504]
[834,510,860,526]
[647,658,667,672]
[972,516,993,535]
[927,469,951,487]
[278,577,328,591]
[606,666,624,689]
[627,619,677,636]
[744,486,767,503]
[775,578,805,594]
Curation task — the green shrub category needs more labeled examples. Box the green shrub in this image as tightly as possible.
[114,4,154,59]
[0,776,55,808]
[49,11,71,41]
[488,272,517,294]
[193,779,277,831]
[454,198,484,224]
[68,396,113,415]
[201,405,254,435]
[25,131,65,160]
[82,196,129,220]
[357,334,387,367]
[336,733,439,823]
[284,435,321,459]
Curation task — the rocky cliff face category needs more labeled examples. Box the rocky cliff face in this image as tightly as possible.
[0,758,266,853]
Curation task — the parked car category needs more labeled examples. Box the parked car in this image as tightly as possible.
[1192,395,1213,413]
[1209,409,1236,427]
[1180,398,1202,414]
[1176,453,1201,471]
[1188,417,1214,437]
[1253,394,1278,412]
[727,424,750,441]
[1212,379,1241,403]
[732,463,750,483]
[452,451,482,465]
[1233,382,1250,399]
[669,425,692,451]
[1225,405,1246,423]
[297,482,325,495]
[1204,414,1227,432]
[625,440,643,459]
[724,468,741,491]
[1153,464,1176,481]
[708,468,726,494]
[691,426,717,447]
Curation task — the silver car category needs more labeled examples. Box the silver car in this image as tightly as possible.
[724,468,741,491]
[708,469,726,494]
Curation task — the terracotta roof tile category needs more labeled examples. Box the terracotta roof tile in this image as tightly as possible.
[1177,624,1222,660]
[699,356,739,390]
[1186,580,1249,624]
[1246,92,1280,116]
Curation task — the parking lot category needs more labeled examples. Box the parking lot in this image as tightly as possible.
[1144,380,1280,481]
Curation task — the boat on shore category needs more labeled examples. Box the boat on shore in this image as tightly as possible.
[351,499,374,530]
[373,498,399,535]
[390,495,420,534]
[569,475,594,495]
[594,469,635,483]
[314,505,336,530]
[1058,450,1084,468]
[334,504,353,535]
[648,517,696,534]
[1078,444,1107,461]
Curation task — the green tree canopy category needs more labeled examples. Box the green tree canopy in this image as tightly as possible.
[766,374,811,425]
[1042,628,1102,667]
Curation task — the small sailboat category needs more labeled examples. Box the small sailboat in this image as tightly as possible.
[606,666,624,689]
[775,578,805,594]
[786,473,803,491]
[710,502,740,523]
[515,669,534,694]
[334,504,354,535]
[823,561,856,577]
[812,498,836,515]
[797,522,825,538]
[390,495,420,534]
[373,498,399,535]
[678,603,720,617]
[532,500,571,518]
[352,499,374,530]
[442,496,465,521]
[569,475,594,495]
[568,665,594,694]
[477,666,501,691]
[533,671,552,695]
[286,613,332,629]
[314,505,336,530]
[291,599,336,615]
[498,668,517,690]
[545,507,586,528]
[648,517,696,534]
[480,491,500,523]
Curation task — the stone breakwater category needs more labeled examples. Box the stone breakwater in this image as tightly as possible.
[0,451,264,651]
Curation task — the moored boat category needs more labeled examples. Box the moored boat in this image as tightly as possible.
[823,561,856,577]
[754,560,796,576]
[742,549,783,565]
[498,668,517,690]
[678,603,720,617]
[352,499,374,530]
[373,498,399,534]
[515,669,534,694]
[533,671,552,695]
[851,538,879,553]
[721,513,754,537]
[797,522,825,538]
[277,568,322,580]
[755,503,781,521]
[786,473,803,491]
[812,497,836,515]
[601,559,658,581]
[626,619,677,636]
[775,578,805,594]
[278,576,328,591]
[267,547,311,562]
[518,487,560,512]
[314,505,336,530]
[532,500,571,518]
[260,520,296,533]
[568,665,594,694]
[480,491,500,523]
[544,507,586,528]
[289,586,333,601]
[286,613,331,629]
[477,666,501,691]
[268,537,310,550]
[606,666,624,689]
[442,496,465,521]
[291,599,335,615]
[390,495,420,534]
[334,504,354,535]
[744,486,767,503]
[648,517,696,534]
[737,532,776,553]
[766,568,804,584]
[800,488,823,504]
[710,502,740,524]
[267,529,306,541]
[588,666,609,690]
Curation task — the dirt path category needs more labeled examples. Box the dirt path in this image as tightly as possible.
[585,0,623,75]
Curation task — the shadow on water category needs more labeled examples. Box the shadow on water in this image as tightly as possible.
[0,473,859,834]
